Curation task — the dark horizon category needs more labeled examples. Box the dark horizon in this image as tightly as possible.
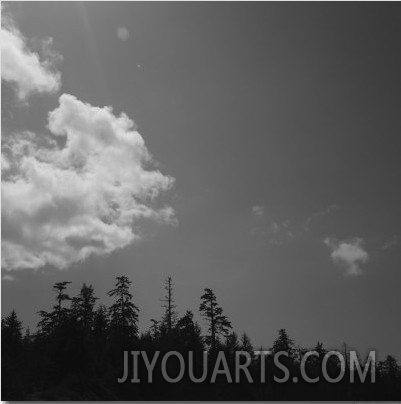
[3,274,400,400]
[2,273,400,362]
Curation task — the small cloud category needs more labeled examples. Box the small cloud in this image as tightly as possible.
[267,220,295,245]
[304,204,339,231]
[382,235,400,250]
[324,237,368,276]
[251,205,295,246]
[117,26,130,41]
[2,274,16,282]
[252,205,264,216]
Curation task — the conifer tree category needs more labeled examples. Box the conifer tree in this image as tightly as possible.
[240,332,255,358]
[272,328,295,357]
[71,283,98,334]
[108,276,139,338]
[225,331,240,354]
[37,281,71,335]
[161,276,177,333]
[199,288,232,348]
[1,310,23,353]
[93,304,109,338]
[175,310,203,350]
[150,318,160,339]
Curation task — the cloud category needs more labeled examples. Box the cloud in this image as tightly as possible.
[382,235,400,250]
[304,204,339,231]
[1,11,61,99]
[267,220,295,245]
[117,26,130,41]
[252,205,264,216]
[2,94,176,271]
[2,274,16,282]
[324,237,368,276]
[251,205,295,245]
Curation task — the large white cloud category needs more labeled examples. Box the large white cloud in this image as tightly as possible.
[2,94,175,270]
[324,237,368,276]
[1,12,61,99]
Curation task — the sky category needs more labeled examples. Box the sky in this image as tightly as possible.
[1,2,401,361]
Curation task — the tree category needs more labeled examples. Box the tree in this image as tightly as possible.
[272,328,295,357]
[224,331,240,354]
[71,283,98,334]
[93,305,109,338]
[175,310,203,350]
[379,355,400,380]
[2,310,23,353]
[161,276,178,333]
[37,281,71,335]
[150,318,160,339]
[199,288,232,348]
[1,310,24,400]
[240,332,255,359]
[108,276,139,339]
[54,281,72,324]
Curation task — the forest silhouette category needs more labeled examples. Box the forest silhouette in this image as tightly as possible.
[2,275,400,400]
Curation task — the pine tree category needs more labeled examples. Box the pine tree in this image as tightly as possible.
[225,331,240,354]
[272,328,295,357]
[161,276,177,333]
[240,332,255,359]
[1,310,24,400]
[71,283,98,334]
[379,355,399,380]
[54,281,72,323]
[175,310,203,350]
[199,288,232,348]
[1,310,23,354]
[150,318,160,339]
[93,304,109,338]
[37,281,71,335]
[108,276,139,339]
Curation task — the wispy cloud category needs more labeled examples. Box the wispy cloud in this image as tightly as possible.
[251,205,295,245]
[382,235,400,250]
[324,237,368,276]
[252,205,265,216]
[2,274,16,282]
[1,10,61,99]
[267,220,295,246]
[117,26,130,41]
[304,204,339,231]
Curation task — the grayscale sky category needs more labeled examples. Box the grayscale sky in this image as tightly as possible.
[2,2,401,360]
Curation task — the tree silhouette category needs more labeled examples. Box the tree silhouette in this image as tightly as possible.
[108,275,139,339]
[2,278,401,400]
[224,331,240,353]
[92,304,109,339]
[2,310,24,399]
[272,328,295,357]
[175,310,203,350]
[150,318,160,339]
[240,332,254,358]
[199,288,232,348]
[160,276,177,334]
[1,310,23,353]
[37,281,71,335]
[379,355,400,380]
[71,283,98,334]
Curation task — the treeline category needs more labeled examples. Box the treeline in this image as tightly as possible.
[2,275,400,400]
